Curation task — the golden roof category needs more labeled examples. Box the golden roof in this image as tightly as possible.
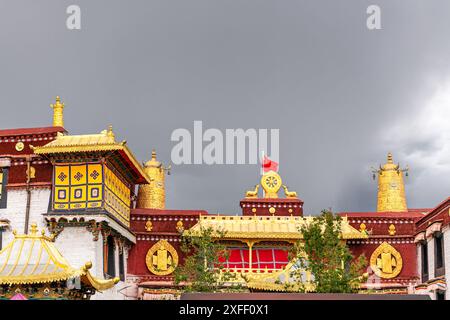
[31,126,150,184]
[186,215,367,240]
[33,126,122,152]
[0,223,119,291]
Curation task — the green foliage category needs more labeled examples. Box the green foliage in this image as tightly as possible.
[290,210,367,293]
[174,226,241,293]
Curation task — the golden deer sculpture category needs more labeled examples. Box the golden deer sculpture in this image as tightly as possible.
[245,185,259,198]
[282,185,297,198]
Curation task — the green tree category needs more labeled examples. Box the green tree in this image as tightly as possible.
[290,210,367,293]
[174,226,240,292]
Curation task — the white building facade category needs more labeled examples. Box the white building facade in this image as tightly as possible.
[414,198,450,300]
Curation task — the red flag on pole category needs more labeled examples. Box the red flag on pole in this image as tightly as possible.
[262,155,278,173]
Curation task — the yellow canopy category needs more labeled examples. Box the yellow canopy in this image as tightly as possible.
[0,223,118,292]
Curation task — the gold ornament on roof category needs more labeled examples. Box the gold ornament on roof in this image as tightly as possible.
[261,171,282,198]
[245,185,259,198]
[282,185,297,198]
[50,96,65,127]
[145,239,179,276]
[106,125,115,143]
[137,149,170,209]
[372,152,409,212]
[370,242,403,279]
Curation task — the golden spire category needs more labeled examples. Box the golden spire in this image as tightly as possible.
[372,152,409,212]
[106,125,115,143]
[50,96,65,127]
[137,149,170,209]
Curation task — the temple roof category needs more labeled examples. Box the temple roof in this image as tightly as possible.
[338,209,430,219]
[186,215,367,240]
[0,126,66,138]
[31,126,150,184]
[0,223,119,291]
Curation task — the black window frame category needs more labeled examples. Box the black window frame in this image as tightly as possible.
[0,168,8,209]
[118,249,125,281]
[434,232,445,277]
[421,241,429,282]
[105,236,116,279]
[436,290,446,300]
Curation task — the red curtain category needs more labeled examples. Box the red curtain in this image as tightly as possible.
[220,247,289,270]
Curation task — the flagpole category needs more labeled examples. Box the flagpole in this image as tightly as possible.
[260,150,265,176]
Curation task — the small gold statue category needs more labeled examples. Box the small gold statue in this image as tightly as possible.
[176,220,184,233]
[145,220,153,232]
[282,185,297,198]
[388,224,396,236]
[245,185,259,198]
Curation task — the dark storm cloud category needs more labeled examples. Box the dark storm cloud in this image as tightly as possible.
[0,0,449,214]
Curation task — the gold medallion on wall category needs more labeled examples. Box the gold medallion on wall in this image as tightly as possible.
[145,239,179,276]
[15,142,25,151]
[370,242,403,279]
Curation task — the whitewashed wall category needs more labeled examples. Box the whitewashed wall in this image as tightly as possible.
[0,188,50,244]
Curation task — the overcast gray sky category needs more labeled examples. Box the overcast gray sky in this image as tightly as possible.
[0,0,449,215]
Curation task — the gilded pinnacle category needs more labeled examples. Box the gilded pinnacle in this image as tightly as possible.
[50,96,65,127]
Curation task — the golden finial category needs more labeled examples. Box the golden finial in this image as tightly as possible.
[152,149,157,160]
[104,125,116,143]
[387,152,393,164]
[50,96,65,127]
[29,223,38,235]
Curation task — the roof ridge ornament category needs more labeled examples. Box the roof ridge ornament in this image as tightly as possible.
[50,96,65,128]
[371,152,409,212]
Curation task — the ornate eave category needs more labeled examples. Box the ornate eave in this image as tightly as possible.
[0,224,119,292]
[44,214,136,244]
[186,215,368,241]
